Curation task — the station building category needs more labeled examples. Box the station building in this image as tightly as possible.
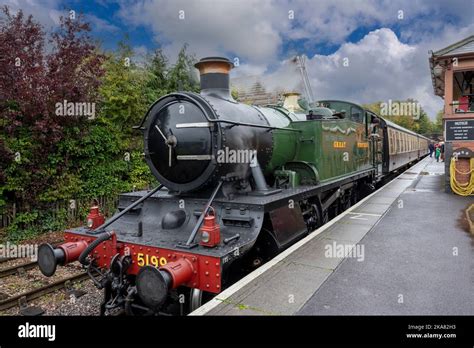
[430,35,474,195]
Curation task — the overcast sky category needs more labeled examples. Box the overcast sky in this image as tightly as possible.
[2,0,474,118]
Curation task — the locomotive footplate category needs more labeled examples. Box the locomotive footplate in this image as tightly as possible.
[61,188,274,294]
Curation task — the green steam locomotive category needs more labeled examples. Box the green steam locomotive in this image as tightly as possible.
[38,57,429,315]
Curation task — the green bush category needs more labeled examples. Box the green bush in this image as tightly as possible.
[6,211,40,242]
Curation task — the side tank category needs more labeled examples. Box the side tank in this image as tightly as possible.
[266,95,373,185]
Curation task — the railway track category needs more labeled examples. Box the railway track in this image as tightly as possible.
[0,272,90,312]
[0,257,15,264]
[0,260,38,278]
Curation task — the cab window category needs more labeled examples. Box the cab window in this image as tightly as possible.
[350,106,363,123]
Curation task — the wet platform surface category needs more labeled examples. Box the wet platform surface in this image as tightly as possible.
[191,157,474,315]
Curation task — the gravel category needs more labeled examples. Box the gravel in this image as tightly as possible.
[0,231,104,316]
[0,260,103,316]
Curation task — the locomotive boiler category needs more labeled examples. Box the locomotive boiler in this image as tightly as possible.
[37,57,428,315]
[142,56,298,193]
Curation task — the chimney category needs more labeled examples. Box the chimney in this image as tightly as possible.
[194,57,234,98]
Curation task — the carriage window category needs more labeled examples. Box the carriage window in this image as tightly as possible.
[393,131,396,153]
[389,130,393,154]
[392,131,395,154]
[395,132,398,153]
[397,132,401,153]
[390,129,395,153]
[388,130,392,154]
[392,131,396,154]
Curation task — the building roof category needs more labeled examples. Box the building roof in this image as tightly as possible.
[432,35,474,58]
[429,35,474,97]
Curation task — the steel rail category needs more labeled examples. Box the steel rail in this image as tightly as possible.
[0,260,38,278]
[0,272,89,311]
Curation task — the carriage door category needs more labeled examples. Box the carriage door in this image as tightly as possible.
[368,113,383,176]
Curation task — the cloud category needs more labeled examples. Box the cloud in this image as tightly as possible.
[305,28,439,116]
[0,0,62,30]
[256,28,445,118]
[86,14,120,33]
[283,0,473,46]
[118,0,290,63]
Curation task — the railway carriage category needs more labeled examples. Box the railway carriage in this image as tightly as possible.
[382,119,430,173]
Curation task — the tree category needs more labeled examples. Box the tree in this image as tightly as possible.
[0,7,104,216]
[0,6,47,135]
[433,110,444,133]
[166,44,199,92]
[416,110,432,135]
[98,41,148,136]
[144,49,169,103]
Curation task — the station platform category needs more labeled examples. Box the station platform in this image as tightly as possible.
[191,156,474,315]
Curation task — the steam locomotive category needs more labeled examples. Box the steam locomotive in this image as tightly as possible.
[37,57,429,315]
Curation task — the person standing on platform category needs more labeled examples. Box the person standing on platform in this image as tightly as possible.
[435,145,441,162]
[429,142,435,157]
[440,142,445,162]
